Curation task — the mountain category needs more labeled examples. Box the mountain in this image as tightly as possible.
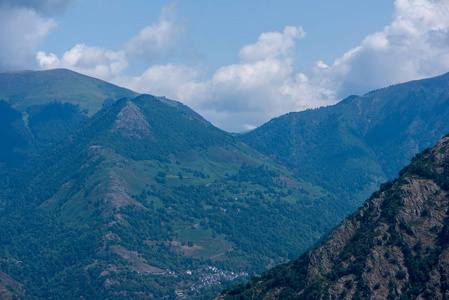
[0,94,344,299]
[242,72,449,203]
[220,133,449,299]
[0,69,138,170]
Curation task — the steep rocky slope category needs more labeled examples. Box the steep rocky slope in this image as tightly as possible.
[221,134,449,299]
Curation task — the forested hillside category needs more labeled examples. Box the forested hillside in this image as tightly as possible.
[0,94,344,299]
[242,72,449,203]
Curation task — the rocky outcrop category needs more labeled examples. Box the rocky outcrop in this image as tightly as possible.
[111,101,152,139]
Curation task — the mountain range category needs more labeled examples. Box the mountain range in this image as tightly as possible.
[0,69,449,298]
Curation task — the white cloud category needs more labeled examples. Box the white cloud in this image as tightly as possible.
[124,2,188,61]
[323,0,449,98]
[36,2,189,81]
[0,6,56,70]
[239,26,305,62]
[117,26,312,132]
[37,44,127,80]
[0,0,76,71]
[115,63,208,101]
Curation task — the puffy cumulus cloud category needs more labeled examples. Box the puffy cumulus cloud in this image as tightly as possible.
[198,58,336,131]
[323,0,449,98]
[239,26,305,63]
[0,6,56,70]
[124,2,188,61]
[194,25,335,131]
[36,3,189,80]
[210,58,297,114]
[37,44,127,80]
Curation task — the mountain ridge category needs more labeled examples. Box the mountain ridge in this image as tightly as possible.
[0,68,138,115]
[241,71,449,203]
[0,69,216,170]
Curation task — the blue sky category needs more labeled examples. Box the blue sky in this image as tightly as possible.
[1,0,449,132]
[41,1,394,75]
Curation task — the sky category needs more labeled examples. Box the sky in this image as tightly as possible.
[1,0,449,132]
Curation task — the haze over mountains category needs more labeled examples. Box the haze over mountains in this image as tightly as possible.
[0,69,449,298]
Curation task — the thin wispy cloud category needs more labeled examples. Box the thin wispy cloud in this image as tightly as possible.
[0,0,76,14]
[124,3,188,62]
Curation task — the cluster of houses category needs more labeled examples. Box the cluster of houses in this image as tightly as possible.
[192,266,248,290]
[174,266,249,298]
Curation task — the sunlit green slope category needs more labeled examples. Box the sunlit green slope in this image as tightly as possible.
[0,69,137,115]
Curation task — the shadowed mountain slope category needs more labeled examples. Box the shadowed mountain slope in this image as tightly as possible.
[220,134,449,299]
